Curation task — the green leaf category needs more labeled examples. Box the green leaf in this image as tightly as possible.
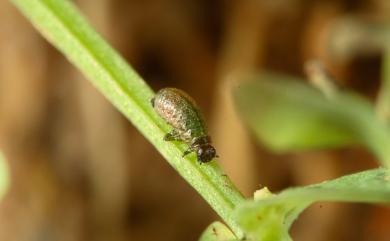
[10,0,245,237]
[0,152,9,200]
[234,72,390,167]
[235,168,390,241]
[199,222,238,241]
[377,47,390,124]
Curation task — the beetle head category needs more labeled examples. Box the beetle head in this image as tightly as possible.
[197,144,218,163]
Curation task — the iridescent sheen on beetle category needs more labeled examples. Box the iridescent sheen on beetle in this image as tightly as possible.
[151,88,218,163]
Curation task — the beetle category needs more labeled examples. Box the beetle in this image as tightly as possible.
[151,88,218,163]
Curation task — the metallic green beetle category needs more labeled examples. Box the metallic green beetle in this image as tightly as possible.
[151,88,218,163]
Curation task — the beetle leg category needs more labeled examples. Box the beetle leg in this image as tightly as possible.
[150,97,155,107]
[182,146,195,157]
[164,129,182,141]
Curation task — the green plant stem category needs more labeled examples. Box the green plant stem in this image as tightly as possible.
[10,0,245,237]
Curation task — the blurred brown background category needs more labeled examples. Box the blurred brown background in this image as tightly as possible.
[0,0,390,240]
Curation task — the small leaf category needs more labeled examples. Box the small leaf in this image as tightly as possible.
[199,222,238,241]
[234,73,364,150]
[234,72,390,167]
[235,168,390,241]
[377,47,390,123]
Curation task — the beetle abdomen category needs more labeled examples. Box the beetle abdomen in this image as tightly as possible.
[152,88,207,139]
